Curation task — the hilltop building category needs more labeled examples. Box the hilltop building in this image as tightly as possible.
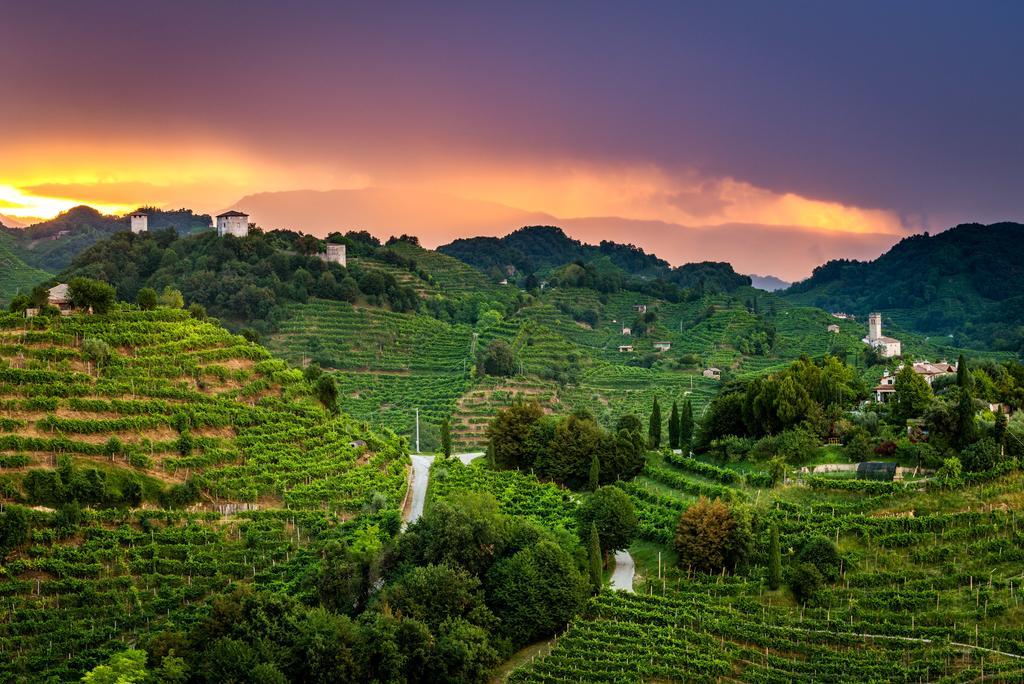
[216,210,249,237]
[130,212,148,234]
[319,243,347,267]
[863,312,901,357]
[831,312,854,320]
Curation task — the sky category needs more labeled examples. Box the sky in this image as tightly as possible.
[2,1,1022,279]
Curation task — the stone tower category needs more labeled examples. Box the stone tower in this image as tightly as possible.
[868,312,882,341]
[216,210,250,237]
[130,212,148,234]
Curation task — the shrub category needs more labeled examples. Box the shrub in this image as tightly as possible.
[674,498,751,574]
[788,562,823,604]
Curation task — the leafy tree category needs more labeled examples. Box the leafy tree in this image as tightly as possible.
[136,287,157,310]
[797,536,842,582]
[187,303,207,320]
[68,276,116,314]
[488,401,544,470]
[476,339,517,377]
[649,396,662,448]
[674,498,751,574]
[484,540,588,646]
[960,437,1001,472]
[934,456,964,489]
[316,375,339,414]
[616,414,643,433]
[157,286,184,309]
[768,524,782,590]
[0,506,28,559]
[82,338,113,371]
[440,417,452,457]
[382,563,494,631]
[578,486,637,553]
[893,363,932,421]
[81,648,148,684]
[668,400,680,449]
[788,562,823,604]
[587,522,603,593]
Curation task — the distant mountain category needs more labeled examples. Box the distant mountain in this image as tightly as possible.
[749,274,790,291]
[1,206,212,271]
[439,225,751,293]
[0,214,34,229]
[783,222,1024,352]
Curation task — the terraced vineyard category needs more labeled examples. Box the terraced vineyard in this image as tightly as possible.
[0,235,49,303]
[0,307,408,681]
[511,451,1024,682]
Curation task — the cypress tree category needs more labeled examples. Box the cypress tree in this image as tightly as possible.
[588,454,600,491]
[668,401,680,449]
[956,354,973,392]
[955,389,978,450]
[588,522,603,593]
[440,417,452,457]
[679,398,694,453]
[649,397,662,449]
[768,524,782,590]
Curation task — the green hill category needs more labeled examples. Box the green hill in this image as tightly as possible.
[439,225,752,292]
[1,205,213,272]
[784,222,1024,353]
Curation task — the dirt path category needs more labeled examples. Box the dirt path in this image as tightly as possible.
[609,550,635,593]
[403,454,435,528]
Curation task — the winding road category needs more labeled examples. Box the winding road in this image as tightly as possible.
[403,454,435,528]
[609,550,635,593]
[402,453,484,528]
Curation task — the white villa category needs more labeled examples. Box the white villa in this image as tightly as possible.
[653,341,671,352]
[216,210,250,237]
[863,312,901,357]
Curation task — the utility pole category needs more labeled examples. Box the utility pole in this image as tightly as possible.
[415,408,420,454]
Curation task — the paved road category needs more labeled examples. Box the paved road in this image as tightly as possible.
[457,452,485,465]
[404,454,435,527]
[609,550,635,593]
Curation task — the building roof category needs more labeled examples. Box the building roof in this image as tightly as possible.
[130,211,147,217]
[875,336,900,344]
[913,361,956,375]
[705,367,721,372]
[217,210,249,218]
[48,283,70,303]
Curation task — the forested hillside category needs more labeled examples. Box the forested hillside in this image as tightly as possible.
[439,225,752,292]
[785,222,1024,352]
[1,206,212,272]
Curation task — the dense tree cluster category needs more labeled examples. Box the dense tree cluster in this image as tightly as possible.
[487,403,647,489]
[58,228,422,334]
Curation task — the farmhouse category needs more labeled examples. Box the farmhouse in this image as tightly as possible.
[618,345,634,353]
[653,341,671,351]
[831,312,854,320]
[827,324,840,333]
[216,210,250,237]
[862,312,901,357]
[873,360,958,402]
[634,304,647,313]
[621,326,631,336]
[703,367,721,380]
